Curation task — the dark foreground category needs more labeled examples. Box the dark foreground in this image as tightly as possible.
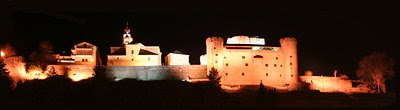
[0,77,397,110]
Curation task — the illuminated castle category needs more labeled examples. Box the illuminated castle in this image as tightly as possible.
[206,36,298,91]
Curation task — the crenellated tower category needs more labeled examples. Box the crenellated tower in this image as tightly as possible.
[280,37,298,91]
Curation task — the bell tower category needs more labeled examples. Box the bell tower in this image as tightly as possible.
[123,22,133,45]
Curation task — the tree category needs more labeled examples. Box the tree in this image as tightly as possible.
[207,67,221,87]
[46,66,58,77]
[30,40,56,67]
[0,60,12,97]
[356,52,395,93]
[93,65,108,80]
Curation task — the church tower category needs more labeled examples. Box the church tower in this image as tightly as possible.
[123,22,133,45]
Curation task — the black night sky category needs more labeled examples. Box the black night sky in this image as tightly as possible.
[0,1,398,79]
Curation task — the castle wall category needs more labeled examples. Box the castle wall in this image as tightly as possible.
[106,65,207,81]
[299,76,352,93]
[280,37,298,90]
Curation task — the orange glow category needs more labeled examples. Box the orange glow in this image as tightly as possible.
[67,69,94,81]
[25,65,48,80]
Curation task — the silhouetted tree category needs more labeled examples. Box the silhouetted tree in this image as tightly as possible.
[93,65,108,81]
[356,52,395,93]
[207,67,221,87]
[30,40,56,67]
[0,60,12,98]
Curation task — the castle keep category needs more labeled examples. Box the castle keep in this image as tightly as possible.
[206,36,298,91]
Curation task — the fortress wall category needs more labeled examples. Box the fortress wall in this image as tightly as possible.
[106,65,207,81]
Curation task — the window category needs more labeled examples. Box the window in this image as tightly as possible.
[280,74,282,77]
[226,73,228,76]
[226,63,228,66]
[224,56,226,59]
[117,57,119,60]
[266,73,268,76]
[215,60,218,63]
[245,63,248,66]
[290,56,292,58]
[274,64,277,67]
[242,73,245,76]
[265,64,268,67]
[291,74,293,77]
[82,59,84,62]
[86,59,88,62]
[290,62,292,65]
[280,65,283,67]
[242,56,245,59]
[215,54,218,56]
[131,58,134,61]
[276,57,278,60]
[131,50,134,54]
[213,47,216,49]
[253,55,263,58]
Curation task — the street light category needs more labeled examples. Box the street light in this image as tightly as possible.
[0,51,5,57]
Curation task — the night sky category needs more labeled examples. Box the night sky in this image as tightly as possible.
[0,1,397,79]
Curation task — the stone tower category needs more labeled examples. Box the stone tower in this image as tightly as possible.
[123,22,133,45]
[279,37,298,91]
[206,37,224,74]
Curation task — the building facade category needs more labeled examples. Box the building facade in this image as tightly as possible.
[206,36,298,91]
[165,50,190,65]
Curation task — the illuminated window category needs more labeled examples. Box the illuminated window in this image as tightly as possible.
[265,64,268,67]
[242,73,245,76]
[245,63,248,66]
[242,56,245,59]
[226,73,228,76]
[226,63,228,66]
[280,65,283,67]
[266,73,268,76]
[276,57,278,60]
[274,64,277,67]
[215,54,218,56]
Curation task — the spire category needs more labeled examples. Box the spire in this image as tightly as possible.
[122,21,133,45]
[124,22,131,34]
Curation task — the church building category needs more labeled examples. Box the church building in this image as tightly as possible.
[107,23,162,66]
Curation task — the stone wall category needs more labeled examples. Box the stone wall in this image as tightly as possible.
[106,65,207,81]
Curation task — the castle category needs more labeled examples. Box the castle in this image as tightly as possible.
[43,23,368,93]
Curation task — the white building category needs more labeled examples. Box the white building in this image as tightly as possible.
[165,50,190,65]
